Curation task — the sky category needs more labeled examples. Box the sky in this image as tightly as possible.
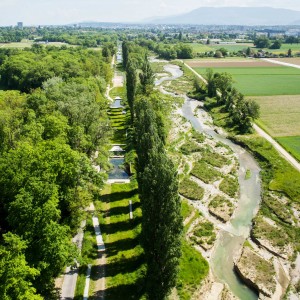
[1,0,300,26]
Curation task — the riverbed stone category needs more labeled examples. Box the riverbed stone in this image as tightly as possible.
[234,247,277,298]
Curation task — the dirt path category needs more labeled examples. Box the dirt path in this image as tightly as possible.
[262,58,300,69]
[183,61,300,173]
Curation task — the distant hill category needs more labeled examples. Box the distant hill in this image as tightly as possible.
[146,7,300,26]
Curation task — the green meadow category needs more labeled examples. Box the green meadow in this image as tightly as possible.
[189,42,300,55]
[194,66,300,96]
[276,136,300,162]
[189,42,253,53]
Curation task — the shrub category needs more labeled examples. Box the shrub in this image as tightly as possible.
[179,177,204,200]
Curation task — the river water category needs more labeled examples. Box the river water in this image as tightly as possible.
[156,64,261,299]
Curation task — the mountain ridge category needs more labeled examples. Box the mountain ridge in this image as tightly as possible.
[144,7,300,26]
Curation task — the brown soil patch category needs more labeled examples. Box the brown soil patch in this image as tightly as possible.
[269,57,300,66]
[186,60,276,68]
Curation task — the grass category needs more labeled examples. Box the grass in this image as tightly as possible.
[180,140,201,155]
[176,240,209,300]
[188,42,254,54]
[188,42,300,55]
[74,217,98,299]
[219,176,239,198]
[234,134,300,202]
[108,107,128,144]
[177,200,209,299]
[201,148,230,168]
[191,221,216,248]
[252,95,300,138]
[181,199,194,220]
[74,265,88,300]
[269,43,300,55]
[252,216,288,249]
[110,86,126,100]
[276,136,300,162]
[191,161,222,184]
[238,247,276,292]
[0,40,74,49]
[208,195,234,222]
[263,193,292,224]
[245,169,252,180]
[151,62,170,74]
[96,183,145,300]
[194,66,300,96]
[179,177,204,201]
[166,61,201,95]
[191,129,206,143]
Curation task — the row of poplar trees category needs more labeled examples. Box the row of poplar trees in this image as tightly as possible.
[122,41,183,300]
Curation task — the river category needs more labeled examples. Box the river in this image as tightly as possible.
[156,63,261,299]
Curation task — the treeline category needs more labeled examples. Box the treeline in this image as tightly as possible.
[0,45,113,92]
[136,39,193,59]
[254,36,300,49]
[123,41,183,299]
[0,27,36,43]
[192,68,259,133]
[0,47,112,298]
[35,28,118,48]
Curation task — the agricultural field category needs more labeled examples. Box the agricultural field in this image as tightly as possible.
[188,57,300,161]
[188,42,300,55]
[190,62,300,96]
[189,42,254,54]
[269,43,300,55]
[0,40,34,48]
[276,136,300,162]
[0,40,75,49]
[252,95,300,137]
[269,57,300,66]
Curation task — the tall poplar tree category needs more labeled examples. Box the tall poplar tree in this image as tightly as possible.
[126,59,137,121]
[139,56,154,95]
[135,99,182,300]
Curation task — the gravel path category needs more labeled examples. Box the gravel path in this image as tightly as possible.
[253,124,300,172]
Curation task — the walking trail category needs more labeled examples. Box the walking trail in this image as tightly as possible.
[183,61,300,173]
[87,203,106,299]
[89,47,124,299]
[60,220,86,299]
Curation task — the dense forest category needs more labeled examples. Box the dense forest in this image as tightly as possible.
[0,45,113,298]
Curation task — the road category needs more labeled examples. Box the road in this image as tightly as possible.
[183,61,300,173]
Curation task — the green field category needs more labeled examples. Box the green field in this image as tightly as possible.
[269,43,300,55]
[252,95,300,137]
[194,66,300,96]
[276,136,300,162]
[0,40,74,49]
[189,42,300,55]
[189,43,254,53]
